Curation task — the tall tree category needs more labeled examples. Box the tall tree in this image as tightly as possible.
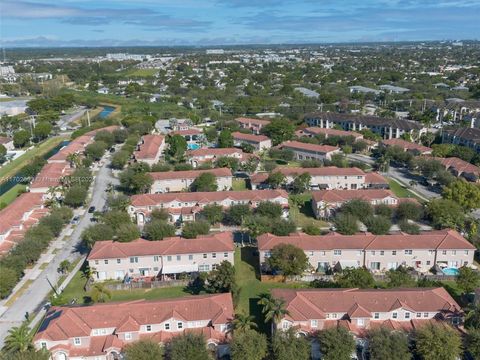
[317,327,356,360]
[230,328,268,360]
[456,266,480,295]
[2,323,33,354]
[266,243,309,278]
[368,328,411,360]
[336,267,375,288]
[414,324,461,360]
[190,172,218,192]
[218,129,234,148]
[204,261,236,294]
[442,180,480,211]
[168,333,211,360]
[123,339,164,360]
[258,293,289,334]
[271,328,311,360]
[230,313,257,332]
[261,119,295,145]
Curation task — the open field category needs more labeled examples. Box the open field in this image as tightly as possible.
[289,193,329,230]
[232,178,247,191]
[0,136,67,181]
[123,68,158,77]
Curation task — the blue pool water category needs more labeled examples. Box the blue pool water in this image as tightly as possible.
[442,267,460,276]
[98,106,115,118]
[187,143,200,150]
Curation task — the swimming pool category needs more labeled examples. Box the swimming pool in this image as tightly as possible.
[187,143,200,150]
[442,267,460,276]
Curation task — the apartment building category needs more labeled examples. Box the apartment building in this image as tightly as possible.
[381,138,432,155]
[278,141,340,161]
[0,192,48,255]
[311,189,409,218]
[432,156,480,182]
[187,147,253,168]
[34,293,234,360]
[298,127,364,141]
[133,134,166,165]
[271,287,462,337]
[249,167,387,190]
[304,112,426,140]
[235,117,270,134]
[149,168,233,193]
[88,232,235,281]
[29,162,73,195]
[232,132,272,151]
[442,127,480,153]
[129,189,289,225]
[257,230,475,274]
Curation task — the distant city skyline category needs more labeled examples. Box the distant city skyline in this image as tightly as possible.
[1,0,479,47]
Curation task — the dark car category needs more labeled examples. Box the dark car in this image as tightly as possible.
[88,206,96,213]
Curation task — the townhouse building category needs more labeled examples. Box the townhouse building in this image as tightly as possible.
[304,112,426,140]
[129,189,289,225]
[257,230,475,274]
[170,128,202,144]
[34,293,234,360]
[29,162,73,195]
[277,141,340,161]
[87,232,235,281]
[133,134,166,166]
[297,127,364,141]
[149,168,233,193]
[232,131,272,151]
[311,189,410,218]
[249,167,388,191]
[381,138,432,155]
[235,117,270,135]
[442,127,480,153]
[432,156,480,182]
[0,192,48,255]
[271,287,462,337]
[187,147,253,168]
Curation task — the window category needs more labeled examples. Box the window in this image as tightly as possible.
[199,264,210,272]
[167,256,172,261]
[74,338,81,345]
[334,250,342,256]
[416,313,421,318]
[41,342,47,349]
[380,251,384,256]
[392,251,396,255]
[424,313,428,317]
[282,322,290,329]
[177,255,181,261]
[178,322,183,329]
[164,323,170,330]
[451,250,456,255]
[224,252,228,258]
[332,314,338,319]
[404,250,412,255]
[374,313,379,319]
[95,260,99,265]
[371,251,376,255]
[212,253,216,258]
[428,250,434,256]
[125,333,132,340]
[405,312,410,319]
[392,312,398,319]
[153,267,159,271]
[104,260,108,264]
[130,257,138,263]
[189,254,193,260]
[129,269,134,273]
[212,264,218,270]
[442,250,447,255]
[357,250,362,256]
[464,250,469,255]
[203,253,207,259]
[311,320,318,328]
[146,325,152,332]
[154,256,159,262]
[426,261,431,265]
[309,251,314,256]
[357,318,365,326]
[117,259,121,264]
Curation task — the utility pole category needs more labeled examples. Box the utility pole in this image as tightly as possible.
[46,276,59,296]
[87,109,91,127]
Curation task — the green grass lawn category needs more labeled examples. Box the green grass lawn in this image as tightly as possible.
[387,178,424,201]
[232,178,247,191]
[0,184,26,208]
[123,68,158,77]
[0,136,67,180]
[289,193,329,230]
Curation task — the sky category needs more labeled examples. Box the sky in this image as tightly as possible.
[1,0,479,47]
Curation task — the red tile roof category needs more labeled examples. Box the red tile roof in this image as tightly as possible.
[302,127,363,139]
[232,132,270,143]
[433,156,480,176]
[88,232,235,260]
[0,192,44,234]
[382,139,432,153]
[34,293,234,342]
[131,189,288,207]
[272,287,461,322]
[364,172,388,184]
[236,117,271,126]
[134,134,165,160]
[187,147,243,157]
[148,168,232,181]
[0,136,12,144]
[30,162,73,189]
[257,229,475,251]
[311,189,397,203]
[279,141,339,154]
[170,129,202,136]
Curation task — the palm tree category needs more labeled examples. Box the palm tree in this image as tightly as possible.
[90,283,112,303]
[230,313,257,333]
[258,293,289,334]
[66,153,81,168]
[3,323,33,354]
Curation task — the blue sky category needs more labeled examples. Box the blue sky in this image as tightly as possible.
[1,0,479,47]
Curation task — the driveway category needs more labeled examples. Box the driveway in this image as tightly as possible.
[0,155,118,346]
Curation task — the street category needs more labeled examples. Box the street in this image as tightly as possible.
[57,106,86,129]
[0,155,118,346]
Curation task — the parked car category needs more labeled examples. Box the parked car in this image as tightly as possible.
[70,215,80,225]
[88,206,96,213]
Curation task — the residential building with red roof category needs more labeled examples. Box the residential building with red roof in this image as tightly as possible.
[232,132,272,151]
[34,293,234,360]
[149,168,233,193]
[311,189,415,218]
[128,189,289,224]
[257,230,475,274]
[298,127,364,141]
[0,192,48,255]
[278,141,341,161]
[187,147,253,168]
[170,128,202,144]
[133,134,166,166]
[29,162,74,194]
[235,117,270,134]
[249,167,388,190]
[432,156,480,182]
[271,287,462,337]
[88,232,235,281]
[381,138,432,155]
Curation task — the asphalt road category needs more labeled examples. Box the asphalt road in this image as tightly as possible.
[347,153,441,200]
[57,106,86,129]
[0,155,118,346]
